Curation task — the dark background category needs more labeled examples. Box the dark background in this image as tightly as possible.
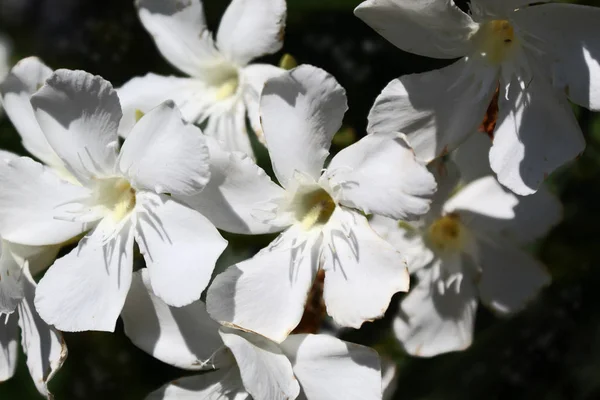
[1,0,599,398]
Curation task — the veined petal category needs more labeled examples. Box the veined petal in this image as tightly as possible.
[241,64,285,143]
[369,215,434,274]
[135,192,227,307]
[30,70,121,183]
[326,132,436,220]
[0,57,62,169]
[394,257,478,357]
[118,100,210,196]
[260,65,347,187]
[219,327,300,400]
[136,0,223,77]
[490,69,585,195]
[354,0,475,59]
[0,157,90,246]
[207,226,319,343]
[0,241,60,314]
[18,266,67,398]
[511,3,600,110]
[475,239,550,315]
[203,100,255,159]
[280,334,382,400]
[117,73,211,138]
[147,367,249,400]
[321,209,409,329]
[122,270,223,370]
[367,58,499,162]
[217,0,286,66]
[0,312,18,383]
[176,136,287,235]
[34,221,135,332]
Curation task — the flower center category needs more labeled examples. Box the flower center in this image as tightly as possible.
[95,178,136,223]
[214,69,240,101]
[292,187,336,231]
[427,214,466,253]
[473,20,517,64]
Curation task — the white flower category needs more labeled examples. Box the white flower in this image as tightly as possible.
[0,34,12,115]
[118,0,287,158]
[121,270,384,400]
[205,64,437,343]
[0,240,66,399]
[370,151,561,357]
[0,69,227,332]
[356,0,600,195]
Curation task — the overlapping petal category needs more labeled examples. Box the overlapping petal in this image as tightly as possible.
[122,270,223,370]
[207,227,319,343]
[321,209,409,329]
[0,313,18,382]
[217,0,286,66]
[326,132,436,220]
[260,65,347,187]
[135,192,227,308]
[354,0,476,59]
[118,100,210,196]
[367,58,499,162]
[202,100,255,159]
[30,70,121,183]
[34,221,134,332]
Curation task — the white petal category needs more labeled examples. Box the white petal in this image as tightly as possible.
[280,334,382,400]
[0,57,62,168]
[354,0,475,59]
[219,327,300,400]
[368,215,434,274]
[176,136,286,235]
[476,239,550,315]
[394,258,478,357]
[117,73,211,137]
[381,357,398,400]
[471,0,550,16]
[207,227,319,343]
[0,313,18,383]
[451,132,494,184]
[0,241,59,314]
[135,192,227,307]
[241,64,285,142]
[0,157,89,246]
[136,0,223,77]
[326,132,436,220]
[321,209,409,329]
[118,100,210,196]
[490,70,585,195]
[260,65,347,187]
[30,69,121,183]
[511,3,600,110]
[147,367,249,400]
[17,267,67,398]
[203,100,255,159]
[367,58,499,162]
[446,176,562,244]
[122,270,223,370]
[425,159,461,221]
[217,0,286,66]
[34,222,134,332]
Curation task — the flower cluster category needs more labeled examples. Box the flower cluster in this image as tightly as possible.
[0,0,598,398]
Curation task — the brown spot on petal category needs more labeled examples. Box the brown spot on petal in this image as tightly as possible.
[479,85,500,139]
[292,269,326,334]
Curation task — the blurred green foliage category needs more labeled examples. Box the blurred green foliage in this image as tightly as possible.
[1,0,599,399]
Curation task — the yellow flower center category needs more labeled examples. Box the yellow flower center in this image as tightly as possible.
[294,188,336,231]
[95,178,137,223]
[214,72,240,101]
[427,214,466,253]
[473,20,517,64]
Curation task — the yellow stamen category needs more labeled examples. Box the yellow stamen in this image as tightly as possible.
[427,214,466,253]
[473,20,517,64]
[215,76,239,101]
[295,188,336,230]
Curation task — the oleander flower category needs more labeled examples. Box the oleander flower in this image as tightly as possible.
[205,64,437,343]
[0,239,66,399]
[370,153,561,357]
[118,0,287,158]
[121,270,383,400]
[356,0,600,195]
[0,69,227,332]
